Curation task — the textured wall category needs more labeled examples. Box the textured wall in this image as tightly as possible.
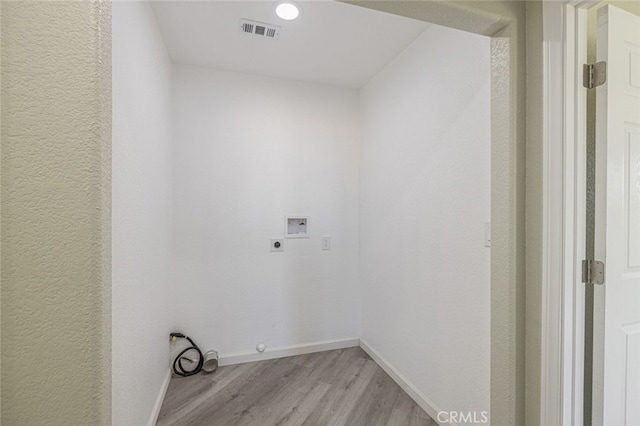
[0,8,3,425]
[1,2,111,424]
[524,2,543,426]
[172,65,361,358]
[359,24,491,416]
[112,2,172,425]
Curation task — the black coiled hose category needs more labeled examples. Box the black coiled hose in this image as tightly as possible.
[171,333,204,377]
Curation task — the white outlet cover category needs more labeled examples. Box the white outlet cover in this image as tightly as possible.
[321,235,331,250]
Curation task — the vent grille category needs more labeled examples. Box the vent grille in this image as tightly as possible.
[240,19,280,39]
[242,22,254,34]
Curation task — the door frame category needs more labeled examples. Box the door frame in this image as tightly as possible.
[542,1,601,424]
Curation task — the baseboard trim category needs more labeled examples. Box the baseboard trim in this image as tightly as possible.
[218,337,360,367]
[147,368,171,426]
[359,339,455,426]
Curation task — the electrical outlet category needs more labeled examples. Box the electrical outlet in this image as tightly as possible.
[321,236,331,251]
[271,238,284,252]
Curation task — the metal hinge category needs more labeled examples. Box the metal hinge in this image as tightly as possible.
[582,259,605,285]
[583,62,607,89]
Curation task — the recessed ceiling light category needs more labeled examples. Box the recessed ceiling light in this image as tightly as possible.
[275,2,301,21]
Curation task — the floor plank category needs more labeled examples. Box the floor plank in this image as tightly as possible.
[156,347,437,426]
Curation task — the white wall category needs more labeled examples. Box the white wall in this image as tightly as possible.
[112,14,489,422]
[359,24,491,418]
[112,2,172,425]
[172,65,361,357]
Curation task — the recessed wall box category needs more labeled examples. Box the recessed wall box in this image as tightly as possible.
[285,216,309,238]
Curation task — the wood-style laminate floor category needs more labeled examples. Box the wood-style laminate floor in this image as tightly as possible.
[156,347,437,426]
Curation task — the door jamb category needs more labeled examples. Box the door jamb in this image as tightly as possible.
[542,1,600,424]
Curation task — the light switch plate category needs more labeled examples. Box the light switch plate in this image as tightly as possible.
[484,222,491,248]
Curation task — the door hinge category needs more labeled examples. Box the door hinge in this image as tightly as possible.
[582,259,605,285]
[583,62,607,89]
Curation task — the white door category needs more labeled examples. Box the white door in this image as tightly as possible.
[594,5,640,425]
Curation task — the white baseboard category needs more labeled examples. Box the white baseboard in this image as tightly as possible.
[359,339,455,426]
[218,337,360,367]
[147,368,171,426]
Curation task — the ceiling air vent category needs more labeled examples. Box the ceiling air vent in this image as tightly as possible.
[240,19,280,39]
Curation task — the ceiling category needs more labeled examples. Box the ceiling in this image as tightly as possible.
[150,1,430,88]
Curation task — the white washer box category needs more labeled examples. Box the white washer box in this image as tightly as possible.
[285,216,309,238]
